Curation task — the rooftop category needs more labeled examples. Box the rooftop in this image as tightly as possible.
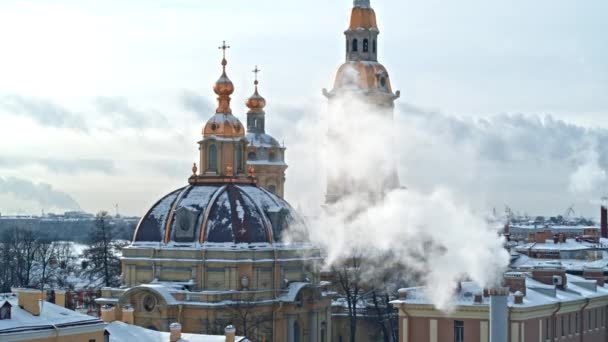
[106,321,249,342]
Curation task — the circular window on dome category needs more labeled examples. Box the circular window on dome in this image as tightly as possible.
[211,123,218,131]
[143,295,157,312]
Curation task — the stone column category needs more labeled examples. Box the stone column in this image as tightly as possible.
[309,311,318,342]
[286,315,296,342]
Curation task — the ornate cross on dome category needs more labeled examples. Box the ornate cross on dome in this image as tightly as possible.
[252,65,261,81]
[218,40,230,59]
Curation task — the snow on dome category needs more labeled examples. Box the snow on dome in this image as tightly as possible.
[133,183,301,245]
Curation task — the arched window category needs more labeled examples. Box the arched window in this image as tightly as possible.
[363,39,369,52]
[352,39,358,52]
[373,40,377,53]
[235,144,243,172]
[268,152,276,161]
[380,77,387,88]
[248,151,256,161]
[268,185,277,194]
[208,145,217,171]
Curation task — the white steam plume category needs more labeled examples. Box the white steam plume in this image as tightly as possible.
[284,93,509,310]
[569,140,606,195]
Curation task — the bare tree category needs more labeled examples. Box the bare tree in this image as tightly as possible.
[333,255,363,342]
[223,295,273,340]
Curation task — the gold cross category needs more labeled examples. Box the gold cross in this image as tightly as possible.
[218,40,230,59]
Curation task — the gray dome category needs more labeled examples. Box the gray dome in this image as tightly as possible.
[133,184,299,245]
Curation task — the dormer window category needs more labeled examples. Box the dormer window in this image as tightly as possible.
[248,152,257,161]
[0,301,11,320]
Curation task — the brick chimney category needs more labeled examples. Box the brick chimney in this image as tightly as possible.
[473,292,483,304]
[121,304,134,324]
[583,267,605,287]
[531,265,567,289]
[601,201,607,238]
[54,290,66,308]
[101,305,115,323]
[225,325,236,342]
[12,288,41,316]
[503,272,526,295]
[169,322,182,342]
[513,291,524,305]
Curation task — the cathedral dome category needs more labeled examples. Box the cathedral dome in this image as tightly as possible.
[133,183,300,245]
[203,113,245,138]
[333,61,393,93]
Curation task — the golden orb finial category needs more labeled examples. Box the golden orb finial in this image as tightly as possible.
[247,165,256,178]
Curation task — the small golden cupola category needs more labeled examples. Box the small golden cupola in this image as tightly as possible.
[193,41,250,183]
[245,66,267,114]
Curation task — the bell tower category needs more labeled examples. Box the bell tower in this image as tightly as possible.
[244,66,288,197]
[323,1,401,203]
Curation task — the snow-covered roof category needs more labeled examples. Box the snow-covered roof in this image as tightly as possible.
[510,252,608,272]
[133,183,301,246]
[514,239,598,252]
[106,321,249,342]
[0,293,105,339]
[391,273,608,309]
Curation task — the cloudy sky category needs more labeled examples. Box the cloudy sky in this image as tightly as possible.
[0,0,607,218]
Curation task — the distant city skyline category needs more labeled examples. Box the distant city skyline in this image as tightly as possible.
[1,0,607,217]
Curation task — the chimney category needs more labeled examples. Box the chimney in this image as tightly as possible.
[13,288,41,316]
[601,201,607,238]
[513,291,524,305]
[489,288,509,342]
[54,290,66,308]
[169,322,182,342]
[503,272,526,295]
[397,288,407,300]
[473,292,483,304]
[101,305,116,323]
[121,304,134,324]
[531,265,567,289]
[583,267,605,287]
[225,325,236,342]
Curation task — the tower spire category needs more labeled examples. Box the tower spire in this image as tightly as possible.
[246,65,267,133]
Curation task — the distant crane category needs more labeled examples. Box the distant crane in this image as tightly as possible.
[565,205,575,218]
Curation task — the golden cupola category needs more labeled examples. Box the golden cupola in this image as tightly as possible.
[203,41,245,139]
[246,66,266,114]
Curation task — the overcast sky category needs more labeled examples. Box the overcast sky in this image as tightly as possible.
[0,0,607,218]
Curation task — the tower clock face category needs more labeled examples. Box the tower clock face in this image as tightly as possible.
[143,295,157,312]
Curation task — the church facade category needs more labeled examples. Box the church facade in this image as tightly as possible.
[97,45,331,342]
